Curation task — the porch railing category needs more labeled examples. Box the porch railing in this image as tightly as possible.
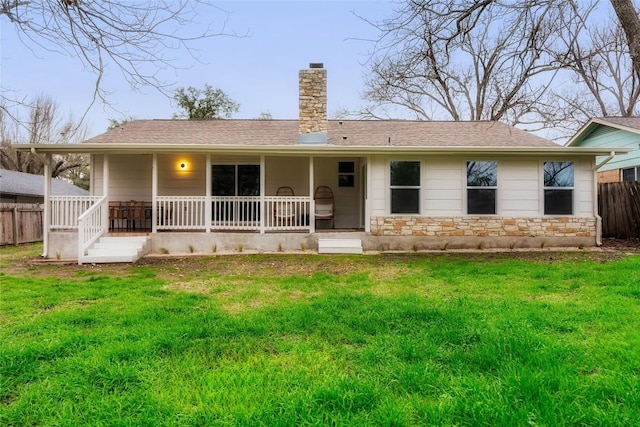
[264,196,310,231]
[156,196,206,230]
[77,196,108,264]
[51,196,101,230]
[211,196,261,230]
[55,195,313,234]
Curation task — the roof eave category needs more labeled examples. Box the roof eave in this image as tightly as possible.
[14,143,631,156]
[567,118,640,146]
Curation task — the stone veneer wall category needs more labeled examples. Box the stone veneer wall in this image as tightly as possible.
[299,67,327,134]
[370,216,596,238]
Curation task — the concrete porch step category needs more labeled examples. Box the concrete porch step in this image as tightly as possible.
[81,235,150,264]
[318,238,363,254]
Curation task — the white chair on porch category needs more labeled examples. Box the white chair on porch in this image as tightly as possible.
[274,186,296,226]
[314,185,334,229]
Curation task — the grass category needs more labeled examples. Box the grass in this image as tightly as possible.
[1,243,639,426]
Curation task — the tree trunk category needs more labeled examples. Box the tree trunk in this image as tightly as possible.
[610,0,640,79]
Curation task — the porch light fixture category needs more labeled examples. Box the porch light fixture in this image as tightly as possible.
[177,160,189,171]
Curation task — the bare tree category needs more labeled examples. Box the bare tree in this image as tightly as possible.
[554,19,640,127]
[611,0,640,80]
[361,1,589,131]
[1,0,234,123]
[1,96,88,186]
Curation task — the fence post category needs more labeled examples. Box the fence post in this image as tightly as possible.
[12,206,18,246]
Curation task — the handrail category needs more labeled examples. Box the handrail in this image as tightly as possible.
[50,196,101,229]
[77,196,108,264]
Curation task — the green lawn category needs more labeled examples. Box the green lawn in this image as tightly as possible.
[1,244,639,426]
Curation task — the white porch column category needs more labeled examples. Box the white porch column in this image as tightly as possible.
[152,153,158,233]
[102,154,109,228]
[309,156,315,233]
[205,154,211,233]
[259,155,266,234]
[42,153,51,257]
[365,156,371,233]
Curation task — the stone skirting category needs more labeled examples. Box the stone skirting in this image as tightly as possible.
[370,216,596,238]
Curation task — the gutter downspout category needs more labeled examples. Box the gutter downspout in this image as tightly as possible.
[593,151,616,246]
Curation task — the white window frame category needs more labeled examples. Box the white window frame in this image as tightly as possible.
[542,161,574,215]
[466,160,498,215]
[389,160,421,215]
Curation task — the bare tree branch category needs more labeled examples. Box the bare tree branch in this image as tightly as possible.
[1,0,239,127]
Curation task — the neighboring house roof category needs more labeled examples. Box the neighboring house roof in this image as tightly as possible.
[0,169,89,198]
[565,117,640,172]
[567,117,640,146]
[84,119,557,148]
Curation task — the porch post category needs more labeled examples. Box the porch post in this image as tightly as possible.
[259,155,265,234]
[102,154,109,198]
[365,156,371,233]
[152,153,158,233]
[205,154,211,233]
[42,153,51,257]
[102,154,109,227]
[309,156,315,233]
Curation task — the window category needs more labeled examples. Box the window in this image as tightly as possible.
[390,161,420,214]
[212,164,260,196]
[338,161,355,187]
[467,161,497,214]
[212,164,260,222]
[543,161,574,215]
[622,166,640,182]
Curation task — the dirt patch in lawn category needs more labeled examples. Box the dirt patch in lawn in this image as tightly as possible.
[1,241,638,281]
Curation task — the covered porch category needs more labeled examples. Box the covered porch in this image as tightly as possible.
[43,152,367,262]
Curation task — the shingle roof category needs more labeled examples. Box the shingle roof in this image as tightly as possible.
[594,117,640,131]
[84,119,556,148]
[0,169,89,197]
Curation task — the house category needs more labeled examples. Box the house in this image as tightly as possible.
[566,117,640,183]
[0,169,89,203]
[15,64,630,263]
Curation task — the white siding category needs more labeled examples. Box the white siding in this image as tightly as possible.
[500,160,540,215]
[265,157,309,196]
[158,154,206,196]
[575,159,594,216]
[93,154,152,201]
[424,158,463,215]
[368,155,596,218]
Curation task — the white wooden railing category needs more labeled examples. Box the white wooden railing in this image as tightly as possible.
[77,196,108,264]
[264,196,310,231]
[211,196,261,230]
[156,196,206,230]
[57,195,312,234]
[50,196,101,229]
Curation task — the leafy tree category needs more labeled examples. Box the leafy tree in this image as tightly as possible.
[107,117,137,131]
[173,85,240,120]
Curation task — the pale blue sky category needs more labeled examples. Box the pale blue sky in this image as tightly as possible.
[1,1,394,138]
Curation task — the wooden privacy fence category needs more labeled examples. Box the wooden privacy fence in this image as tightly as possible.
[598,182,640,239]
[0,203,44,245]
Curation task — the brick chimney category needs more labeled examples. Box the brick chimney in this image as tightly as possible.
[299,63,327,144]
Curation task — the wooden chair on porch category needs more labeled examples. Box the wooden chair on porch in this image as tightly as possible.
[274,186,296,226]
[314,185,335,229]
[126,200,144,230]
[109,201,125,230]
